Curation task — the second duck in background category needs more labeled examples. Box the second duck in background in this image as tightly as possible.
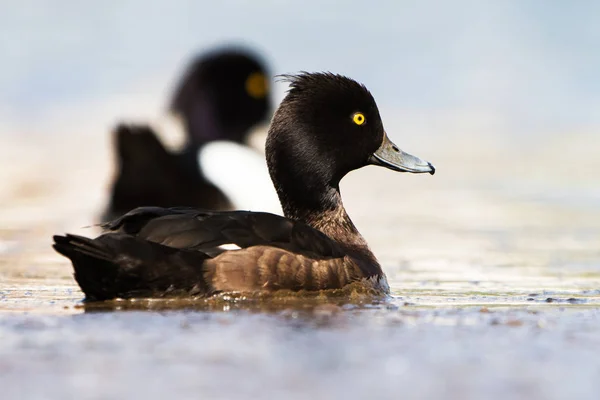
[103,46,280,221]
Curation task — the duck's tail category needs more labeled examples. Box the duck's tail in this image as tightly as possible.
[103,124,182,221]
[114,123,172,167]
[52,233,214,301]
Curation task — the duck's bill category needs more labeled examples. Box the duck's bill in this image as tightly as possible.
[369,133,435,175]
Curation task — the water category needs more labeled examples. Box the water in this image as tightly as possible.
[2,307,599,400]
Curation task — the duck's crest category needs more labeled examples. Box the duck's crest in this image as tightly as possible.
[276,72,371,97]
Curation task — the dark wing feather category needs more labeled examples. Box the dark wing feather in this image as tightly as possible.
[53,233,213,300]
[102,207,345,258]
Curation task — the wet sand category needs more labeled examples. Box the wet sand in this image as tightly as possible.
[1,128,599,399]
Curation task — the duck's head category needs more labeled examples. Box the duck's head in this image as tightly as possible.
[266,72,434,216]
[170,47,271,147]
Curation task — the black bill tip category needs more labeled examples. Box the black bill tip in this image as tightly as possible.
[428,162,436,175]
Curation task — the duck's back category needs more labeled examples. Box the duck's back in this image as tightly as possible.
[104,125,233,221]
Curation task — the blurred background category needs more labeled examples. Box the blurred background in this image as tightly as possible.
[2,1,600,133]
[1,2,600,399]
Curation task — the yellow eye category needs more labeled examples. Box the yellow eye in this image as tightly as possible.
[245,72,268,99]
[352,112,366,126]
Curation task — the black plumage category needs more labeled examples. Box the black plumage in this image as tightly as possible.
[104,125,232,221]
[54,72,435,301]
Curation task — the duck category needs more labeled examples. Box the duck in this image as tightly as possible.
[104,47,277,221]
[53,72,435,301]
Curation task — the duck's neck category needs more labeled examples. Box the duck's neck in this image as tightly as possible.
[305,193,370,250]
[181,96,247,149]
[277,178,373,259]
[266,124,378,267]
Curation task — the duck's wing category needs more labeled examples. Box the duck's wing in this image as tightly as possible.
[101,206,344,258]
[53,207,357,301]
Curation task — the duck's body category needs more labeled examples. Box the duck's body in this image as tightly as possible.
[104,48,273,220]
[55,206,386,300]
[55,72,435,301]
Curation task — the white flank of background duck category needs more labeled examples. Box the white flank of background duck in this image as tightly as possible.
[198,140,282,215]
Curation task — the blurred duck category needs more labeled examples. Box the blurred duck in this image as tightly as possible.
[103,47,279,221]
[54,72,435,301]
